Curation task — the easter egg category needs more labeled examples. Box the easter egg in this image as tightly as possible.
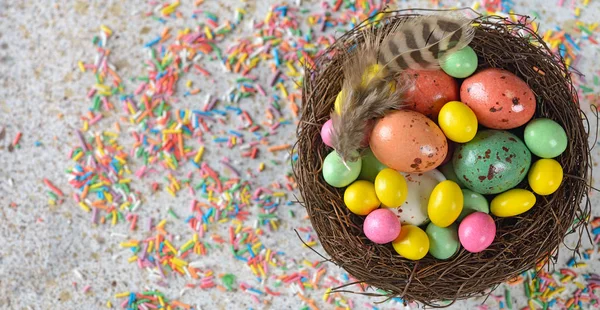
[389,169,446,226]
[374,168,408,208]
[458,212,496,253]
[460,68,535,129]
[458,189,489,221]
[428,180,463,228]
[439,161,465,188]
[490,189,536,217]
[440,46,478,78]
[321,119,334,147]
[322,151,361,188]
[370,110,448,173]
[344,180,380,215]
[334,91,344,115]
[363,208,401,244]
[524,118,568,158]
[363,64,396,92]
[404,70,459,118]
[438,101,478,143]
[359,149,387,182]
[426,223,460,260]
[453,130,531,194]
[392,225,430,260]
[528,159,563,195]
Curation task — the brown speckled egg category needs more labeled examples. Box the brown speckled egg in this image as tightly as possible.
[403,70,459,119]
[460,68,536,129]
[370,110,448,173]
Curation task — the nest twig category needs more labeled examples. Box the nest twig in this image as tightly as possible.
[293,10,592,307]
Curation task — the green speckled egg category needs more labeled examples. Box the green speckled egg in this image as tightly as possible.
[452,130,531,194]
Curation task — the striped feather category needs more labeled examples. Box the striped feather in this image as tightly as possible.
[379,14,475,72]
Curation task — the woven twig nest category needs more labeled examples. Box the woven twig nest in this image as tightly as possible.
[294,10,592,306]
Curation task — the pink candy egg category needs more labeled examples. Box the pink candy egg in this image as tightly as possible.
[321,119,334,147]
[363,208,401,244]
[458,212,496,253]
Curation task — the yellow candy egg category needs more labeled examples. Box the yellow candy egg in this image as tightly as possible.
[392,225,430,260]
[528,159,563,195]
[428,180,463,227]
[334,64,395,115]
[362,64,396,92]
[334,90,345,115]
[375,168,408,208]
[343,180,380,215]
[362,64,384,84]
[490,189,536,217]
[438,101,478,143]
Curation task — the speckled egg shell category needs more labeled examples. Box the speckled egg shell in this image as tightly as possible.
[460,68,536,129]
[403,70,459,119]
[389,169,446,226]
[452,130,531,194]
[370,110,448,173]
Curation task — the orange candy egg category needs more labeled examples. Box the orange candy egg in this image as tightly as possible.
[370,110,448,173]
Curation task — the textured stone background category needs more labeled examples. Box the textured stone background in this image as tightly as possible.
[0,0,599,309]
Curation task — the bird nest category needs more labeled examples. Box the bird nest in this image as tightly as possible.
[293,10,592,306]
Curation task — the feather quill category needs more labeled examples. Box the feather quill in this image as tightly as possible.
[330,13,475,163]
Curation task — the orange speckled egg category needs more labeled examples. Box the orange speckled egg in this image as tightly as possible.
[403,70,459,119]
[370,110,448,173]
[460,68,536,129]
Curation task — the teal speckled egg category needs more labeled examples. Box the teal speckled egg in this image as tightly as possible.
[452,130,531,194]
[323,151,362,188]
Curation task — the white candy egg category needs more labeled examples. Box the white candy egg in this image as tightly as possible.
[390,169,446,226]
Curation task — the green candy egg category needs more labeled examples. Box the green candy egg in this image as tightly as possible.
[453,130,531,194]
[441,46,478,78]
[359,149,387,182]
[439,161,465,188]
[524,118,568,158]
[426,222,460,260]
[322,151,362,188]
[457,189,489,221]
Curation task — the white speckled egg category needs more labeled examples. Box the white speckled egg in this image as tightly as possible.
[389,169,446,226]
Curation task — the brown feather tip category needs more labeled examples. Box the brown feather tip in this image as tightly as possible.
[330,68,414,164]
